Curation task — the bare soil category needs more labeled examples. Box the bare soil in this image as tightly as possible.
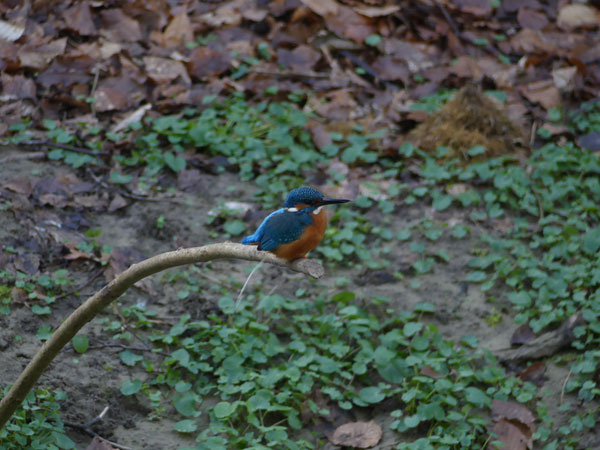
[0,146,592,449]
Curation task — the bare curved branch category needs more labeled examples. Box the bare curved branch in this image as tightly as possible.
[0,242,323,430]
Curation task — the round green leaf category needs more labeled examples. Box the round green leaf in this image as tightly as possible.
[173,419,198,433]
[464,387,491,407]
[120,350,143,366]
[246,389,272,412]
[365,34,382,47]
[224,219,246,236]
[403,322,423,337]
[214,401,236,419]
[120,379,142,396]
[174,393,200,417]
[433,194,452,211]
[358,386,385,404]
[71,335,89,354]
[52,431,75,449]
[404,415,421,428]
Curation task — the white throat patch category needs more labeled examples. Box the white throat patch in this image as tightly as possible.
[286,207,298,212]
[313,206,323,214]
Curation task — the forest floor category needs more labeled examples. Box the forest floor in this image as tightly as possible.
[1,1,600,449]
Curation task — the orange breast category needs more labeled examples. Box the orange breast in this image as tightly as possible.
[273,209,328,261]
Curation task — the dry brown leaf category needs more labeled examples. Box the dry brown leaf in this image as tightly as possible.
[557,4,600,30]
[324,4,375,43]
[552,66,578,92]
[450,55,484,80]
[99,40,122,59]
[509,29,555,55]
[144,56,191,84]
[517,7,548,30]
[331,421,382,448]
[277,45,321,72]
[242,6,269,22]
[453,0,492,17]
[420,365,447,379]
[188,46,231,79]
[3,176,34,196]
[519,79,561,110]
[315,89,357,120]
[491,399,535,450]
[14,253,40,275]
[162,11,194,48]
[299,0,339,16]
[95,76,144,112]
[476,57,518,88]
[63,242,100,262]
[516,361,546,386]
[491,419,533,450]
[492,400,535,427]
[19,38,67,70]
[200,0,244,27]
[382,39,434,72]
[372,56,410,81]
[108,194,128,212]
[33,177,69,204]
[354,4,400,17]
[73,195,106,209]
[100,9,142,42]
[1,73,36,100]
[64,2,97,36]
[111,104,152,133]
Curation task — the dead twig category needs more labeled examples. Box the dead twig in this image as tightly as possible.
[0,243,324,430]
[82,342,170,357]
[17,139,109,156]
[560,369,572,405]
[496,312,584,363]
[119,191,187,205]
[64,406,132,450]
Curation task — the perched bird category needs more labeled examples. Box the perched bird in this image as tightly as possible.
[242,187,350,261]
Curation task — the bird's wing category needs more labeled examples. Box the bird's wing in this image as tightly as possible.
[242,209,284,245]
[257,211,311,251]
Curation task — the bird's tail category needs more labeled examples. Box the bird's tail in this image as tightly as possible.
[241,235,258,245]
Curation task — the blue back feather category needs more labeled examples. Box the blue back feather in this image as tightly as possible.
[241,208,313,251]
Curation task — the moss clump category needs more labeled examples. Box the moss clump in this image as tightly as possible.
[410,85,524,161]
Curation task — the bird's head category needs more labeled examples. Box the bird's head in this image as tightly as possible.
[284,187,350,213]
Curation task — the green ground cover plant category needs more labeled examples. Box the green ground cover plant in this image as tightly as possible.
[116,292,534,449]
[3,91,600,448]
[0,387,74,449]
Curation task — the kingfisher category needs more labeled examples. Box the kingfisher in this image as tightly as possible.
[241,187,350,261]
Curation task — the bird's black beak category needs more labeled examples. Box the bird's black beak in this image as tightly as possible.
[318,197,351,206]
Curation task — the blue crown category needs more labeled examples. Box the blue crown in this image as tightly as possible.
[283,187,324,208]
